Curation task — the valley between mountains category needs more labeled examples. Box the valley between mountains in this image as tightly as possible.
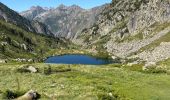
[0,0,170,99]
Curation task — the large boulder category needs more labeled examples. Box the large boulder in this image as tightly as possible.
[16,90,40,100]
[17,65,38,73]
[142,62,156,70]
[0,59,7,63]
[26,66,37,73]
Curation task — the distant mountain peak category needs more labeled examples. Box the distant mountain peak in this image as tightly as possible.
[70,4,81,9]
[69,5,84,10]
[58,4,67,9]
[30,6,45,11]
[56,4,83,10]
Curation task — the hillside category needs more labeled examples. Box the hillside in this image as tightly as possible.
[75,0,170,64]
[0,19,66,60]
[0,2,53,35]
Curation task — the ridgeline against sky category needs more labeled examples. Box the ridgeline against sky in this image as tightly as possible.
[0,0,111,12]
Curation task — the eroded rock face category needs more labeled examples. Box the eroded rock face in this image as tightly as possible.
[75,0,170,62]
[127,0,170,35]
[76,0,150,41]
[107,0,170,60]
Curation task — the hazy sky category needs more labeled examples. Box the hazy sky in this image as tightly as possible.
[0,0,112,12]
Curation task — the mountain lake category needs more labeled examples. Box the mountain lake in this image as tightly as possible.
[45,54,113,65]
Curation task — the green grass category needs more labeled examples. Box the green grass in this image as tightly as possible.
[0,63,170,99]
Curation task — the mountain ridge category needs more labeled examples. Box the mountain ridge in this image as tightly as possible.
[20,4,108,39]
[0,2,67,60]
[0,2,53,36]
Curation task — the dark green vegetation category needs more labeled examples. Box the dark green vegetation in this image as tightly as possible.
[1,63,170,100]
[0,20,67,60]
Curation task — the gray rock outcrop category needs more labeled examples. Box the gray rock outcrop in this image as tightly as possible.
[16,90,40,100]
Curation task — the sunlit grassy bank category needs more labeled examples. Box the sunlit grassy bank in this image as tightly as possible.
[0,63,170,100]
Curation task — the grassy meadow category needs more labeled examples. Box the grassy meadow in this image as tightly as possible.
[0,63,170,100]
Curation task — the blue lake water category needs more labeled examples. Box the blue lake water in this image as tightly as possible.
[45,54,113,65]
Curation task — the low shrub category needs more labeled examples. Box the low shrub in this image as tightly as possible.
[43,65,52,75]
[43,65,71,75]
[2,90,25,99]
[143,65,167,74]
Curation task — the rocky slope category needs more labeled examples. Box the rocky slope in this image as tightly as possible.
[20,4,107,39]
[75,0,170,63]
[0,2,52,35]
